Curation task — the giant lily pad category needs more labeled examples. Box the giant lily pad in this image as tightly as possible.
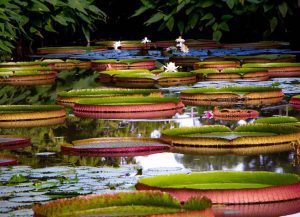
[0,135,31,150]
[92,58,156,70]
[33,191,213,217]
[57,88,161,107]
[136,171,300,204]
[180,86,284,106]
[0,105,66,128]
[162,124,299,155]
[73,96,184,119]
[61,137,170,157]
[0,154,18,166]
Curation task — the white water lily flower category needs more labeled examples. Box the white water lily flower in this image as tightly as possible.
[113,41,121,50]
[163,62,179,72]
[175,36,185,44]
[166,46,177,51]
[141,37,151,44]
[180,44,189,53]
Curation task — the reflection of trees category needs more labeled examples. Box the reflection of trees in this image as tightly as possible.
[242,152,300,174]
[0,118,177,167]
[62,155,136,167]
[60,117,176,142]
[175,154,244,171]
[175,152,300,174]
[0,69,98,105]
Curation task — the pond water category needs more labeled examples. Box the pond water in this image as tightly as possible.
[1,68,300,216]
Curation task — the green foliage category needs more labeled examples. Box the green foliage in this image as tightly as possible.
[183,197,212,210]
[137,171,300,190]
[9,174,28,184]
[132,0,297,41]
[0,0,106,55]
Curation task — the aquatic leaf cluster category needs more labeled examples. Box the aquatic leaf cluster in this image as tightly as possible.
[0,0,106,56]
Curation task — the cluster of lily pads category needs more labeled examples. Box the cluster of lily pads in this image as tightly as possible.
[1,38,300,216]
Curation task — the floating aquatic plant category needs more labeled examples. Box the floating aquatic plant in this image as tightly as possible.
[254,116,298,124]
[33,191,212,217]
[243,63,300,68]
[136,171,300,204]
[76,96,179,105]
[61,137,170,157]
[0,105,66,128]
[142,37,151,44]
[181,86,281,94]
[164,62,179,72]
[73,96,184,119]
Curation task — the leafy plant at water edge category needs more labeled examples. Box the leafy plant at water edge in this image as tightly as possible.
[0,0,106,55]
[132,0,298,41]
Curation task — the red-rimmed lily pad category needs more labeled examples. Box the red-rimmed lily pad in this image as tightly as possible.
[136,171,300,204]
[0,135,31,150]
[0,154,18,166]
[213,107,259,120]
[73,97,184,119]
[61,137,170,157]
[92,59,156,70]
[33,191,213,217]
[290,95,300,109]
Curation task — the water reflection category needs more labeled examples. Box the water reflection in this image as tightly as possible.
[213,199,300,217]
[135,153,184,170]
